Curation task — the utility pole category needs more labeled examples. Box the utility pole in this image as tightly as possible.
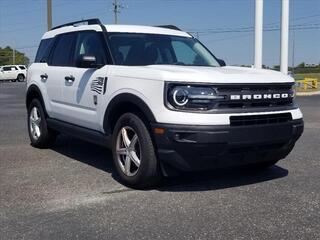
[12,48,15,65]
[47,0,52,31]
[280,0,290,75]
[113,0,124,24]
[292,30,295,76]
[254,0,263,69]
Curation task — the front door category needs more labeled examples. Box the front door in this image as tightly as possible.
[61,31,109,131]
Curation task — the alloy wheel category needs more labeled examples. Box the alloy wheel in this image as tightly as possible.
[116,126,141,176]
[29,107,41,140]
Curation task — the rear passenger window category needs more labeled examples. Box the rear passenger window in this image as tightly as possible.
[50,33,76,66]
[3,67,11,71]
[35,38,54,63]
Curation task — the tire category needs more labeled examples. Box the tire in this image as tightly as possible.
[17,74,25,82]
[27,99,57,148]
[112,113,161,188]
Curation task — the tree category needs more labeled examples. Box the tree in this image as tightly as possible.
[297,62,305,68]
[0,46,29,66]
[272,65,280,71]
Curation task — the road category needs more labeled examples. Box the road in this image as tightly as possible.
[1,82,319,240]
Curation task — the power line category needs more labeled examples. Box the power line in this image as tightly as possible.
[189,22,320,35]
[187,14,320,33]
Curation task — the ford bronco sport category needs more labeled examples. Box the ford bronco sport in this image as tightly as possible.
[26,19,303,188]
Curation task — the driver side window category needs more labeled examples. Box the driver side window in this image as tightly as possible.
[74,31,106,66]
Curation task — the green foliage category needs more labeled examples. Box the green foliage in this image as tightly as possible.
[294,73,320,81]
[0,46,29,66]
[294,67,320,74]
[273,65,280,71]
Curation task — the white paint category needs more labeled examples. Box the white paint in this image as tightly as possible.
[42,24,191,39]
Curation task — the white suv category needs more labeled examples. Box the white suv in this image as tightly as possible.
[26,19,303,188]
[0,65,27,82]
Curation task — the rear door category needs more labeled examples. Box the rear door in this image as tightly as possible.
[2,66,16,79]
[45,32,77,120]
[61,31,109,130]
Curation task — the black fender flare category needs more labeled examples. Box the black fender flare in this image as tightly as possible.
[103,93,156,134]
[26,84,48,115]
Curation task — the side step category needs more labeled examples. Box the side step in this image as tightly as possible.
[47,118,112,148]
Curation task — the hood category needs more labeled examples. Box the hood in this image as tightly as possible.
[110,65,294,84]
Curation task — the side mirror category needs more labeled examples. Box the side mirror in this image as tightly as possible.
[76,55,98,68]
[217,58,226,67]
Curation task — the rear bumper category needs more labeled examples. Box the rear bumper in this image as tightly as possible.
[152,119,304,173]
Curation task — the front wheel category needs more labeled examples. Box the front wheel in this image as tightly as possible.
[112,113,161,188]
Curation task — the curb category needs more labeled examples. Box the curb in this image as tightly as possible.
[296,90,320,96]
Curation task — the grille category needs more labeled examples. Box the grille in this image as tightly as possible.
[214,83,294,110]
[230,113,292,126]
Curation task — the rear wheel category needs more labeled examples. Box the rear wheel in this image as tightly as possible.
[17,74,25,82]
[112,113,161,188]
[27,99,57,148]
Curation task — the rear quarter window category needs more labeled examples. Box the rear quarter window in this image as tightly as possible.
[35,38,54,63]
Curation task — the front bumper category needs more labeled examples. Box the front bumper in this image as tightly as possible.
[152,119,304,173]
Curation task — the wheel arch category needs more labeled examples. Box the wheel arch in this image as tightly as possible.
[26,84,48,116]
[17,73,25,78]
[103,93,156,135]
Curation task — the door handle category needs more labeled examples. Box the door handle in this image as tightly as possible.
[65,75,75,83]
[40,74,48,80]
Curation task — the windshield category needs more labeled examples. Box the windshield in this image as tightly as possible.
[107,33,220,67]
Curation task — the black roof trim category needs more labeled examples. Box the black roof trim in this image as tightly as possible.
[156,25,181,31]
[51,18,103,30]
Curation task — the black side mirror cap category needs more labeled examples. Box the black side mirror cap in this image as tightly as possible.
[76,55,99,68]
[217,58,226,67]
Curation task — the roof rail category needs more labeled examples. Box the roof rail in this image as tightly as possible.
[156,25,181,31]
[51,18,103,30]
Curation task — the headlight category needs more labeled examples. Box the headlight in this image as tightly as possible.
[166,84,225,111]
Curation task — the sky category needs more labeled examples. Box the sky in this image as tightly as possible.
[0,0,319,67]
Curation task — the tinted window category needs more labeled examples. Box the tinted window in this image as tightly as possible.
[3,66,12,71]
[35,38,54,63]
[19,66,26,70]
[107,33,219,66]
[50,33,76,66]
[74,31,106,65]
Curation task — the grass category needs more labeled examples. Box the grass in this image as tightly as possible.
[294,73,320,92]
[294,73,320,81]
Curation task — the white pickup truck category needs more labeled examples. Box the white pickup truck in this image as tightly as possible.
[0,65,27,82]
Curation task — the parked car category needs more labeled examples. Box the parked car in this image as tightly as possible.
[26,19,303,188]
[0,65,27,82]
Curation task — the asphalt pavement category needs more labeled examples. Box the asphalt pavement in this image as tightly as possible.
[0,82,319,240]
